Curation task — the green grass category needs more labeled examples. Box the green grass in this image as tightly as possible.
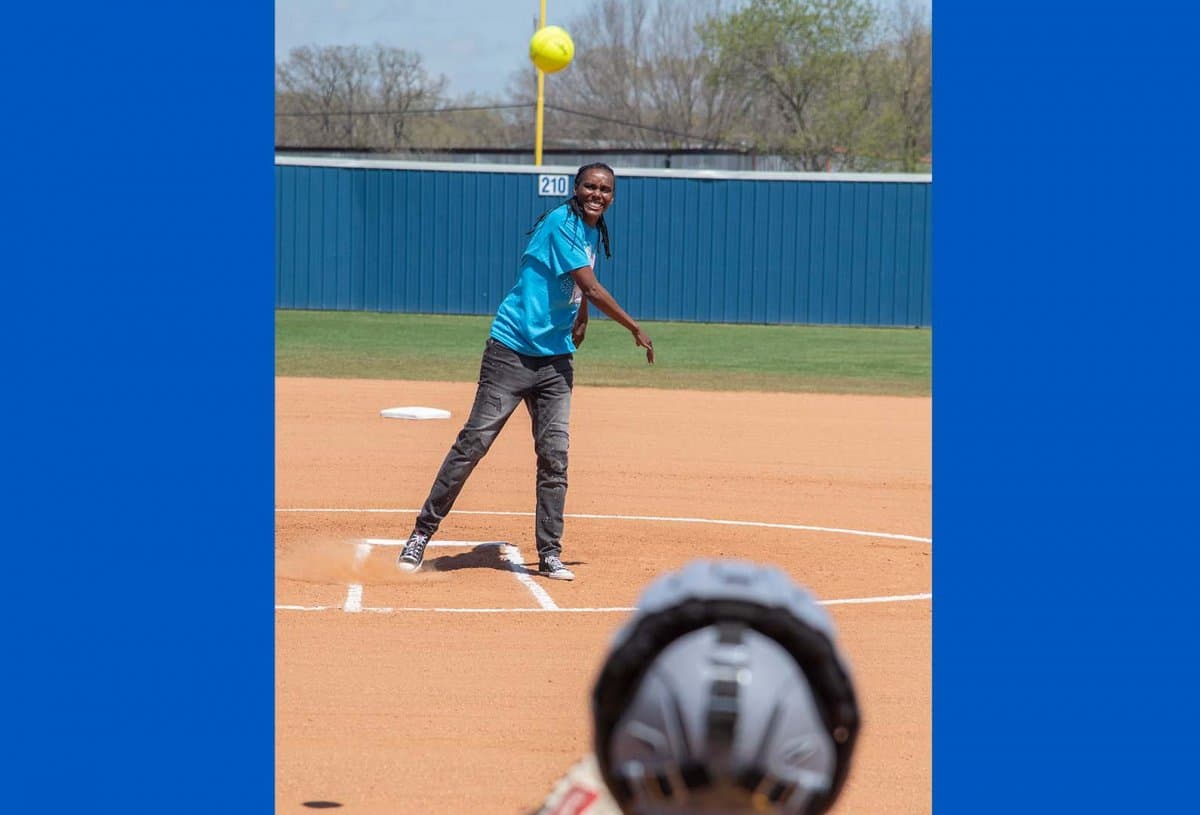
[276,310,931,396]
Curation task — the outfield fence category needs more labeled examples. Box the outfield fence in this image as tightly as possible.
[276,157,931,327]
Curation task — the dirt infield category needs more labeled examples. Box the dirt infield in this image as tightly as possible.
[276,377,931,814]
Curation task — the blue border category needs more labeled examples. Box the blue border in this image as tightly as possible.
[7,2,274,809]
[936,2,1198,812]
[10,0,1198,810]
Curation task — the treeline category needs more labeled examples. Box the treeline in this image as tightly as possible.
[275,0,931,172]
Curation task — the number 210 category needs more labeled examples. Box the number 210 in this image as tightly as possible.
[538,175,570,197]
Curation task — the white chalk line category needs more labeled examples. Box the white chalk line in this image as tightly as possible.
[275,592,931,614]
[277,507,931,544]
[284,518,930,615]
[343,542,373,613]
[823,592,931,606]
[500,544,558,610]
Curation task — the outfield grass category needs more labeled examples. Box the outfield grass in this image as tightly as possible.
[276,310,931,396]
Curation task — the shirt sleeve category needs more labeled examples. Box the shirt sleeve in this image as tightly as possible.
[545,210,593,277]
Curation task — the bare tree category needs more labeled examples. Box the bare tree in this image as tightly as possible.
[275,44,448,149]
[402,93,532,152]
[504,0,743,150]
[640,0,746,146]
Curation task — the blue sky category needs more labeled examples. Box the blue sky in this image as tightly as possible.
[275,0,931,99]
[275,0,599,98]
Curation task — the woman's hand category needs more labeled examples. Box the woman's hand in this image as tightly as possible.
[572,301,589,348]
[633,329,654,364]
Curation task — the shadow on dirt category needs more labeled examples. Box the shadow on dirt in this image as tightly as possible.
[430,543,532,574]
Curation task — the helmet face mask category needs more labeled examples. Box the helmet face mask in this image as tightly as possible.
[592,561,860,815]
[608,626,837,815]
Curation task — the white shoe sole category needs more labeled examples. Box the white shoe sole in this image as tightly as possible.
[397,560,422,573]
[540,569,575,581]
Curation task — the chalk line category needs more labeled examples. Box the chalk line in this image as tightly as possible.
[500,544,558,610]
[278,507,931,544]
[275,591,931,614]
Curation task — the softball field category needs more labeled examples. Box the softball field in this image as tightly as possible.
[275,376,931,813]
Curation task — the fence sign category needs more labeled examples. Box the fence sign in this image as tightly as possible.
[537,174,571,197]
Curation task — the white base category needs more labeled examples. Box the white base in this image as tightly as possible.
[380,406,451,420]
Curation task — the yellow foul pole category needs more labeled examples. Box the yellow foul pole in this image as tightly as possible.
[535,0,546,166]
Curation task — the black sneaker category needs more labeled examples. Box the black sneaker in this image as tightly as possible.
[538,555,575,581]
[397,531,431,573]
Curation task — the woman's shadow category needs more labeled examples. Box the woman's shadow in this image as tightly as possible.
[428,542,539,575]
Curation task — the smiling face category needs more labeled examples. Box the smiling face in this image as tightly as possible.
[574,167,615,226]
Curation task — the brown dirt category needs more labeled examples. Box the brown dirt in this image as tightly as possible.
[276,377,931,814]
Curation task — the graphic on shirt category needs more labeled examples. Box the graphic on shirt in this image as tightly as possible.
[563,243,593,306]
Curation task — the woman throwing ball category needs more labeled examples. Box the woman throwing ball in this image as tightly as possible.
[398,163,654,581]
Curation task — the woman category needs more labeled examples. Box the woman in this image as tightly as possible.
[398,163,654,581]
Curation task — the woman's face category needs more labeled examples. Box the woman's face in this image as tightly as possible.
[575,168,615,225]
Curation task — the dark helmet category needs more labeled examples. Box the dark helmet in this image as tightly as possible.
[592,560,860,815]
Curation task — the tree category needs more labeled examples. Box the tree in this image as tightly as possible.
[871,0,932,171]
[272,2,930,168]
[275,44,447,149]
[702,0,880,170]
[505,0,744,150]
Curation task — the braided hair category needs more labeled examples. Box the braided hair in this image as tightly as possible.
[528,162,615,258]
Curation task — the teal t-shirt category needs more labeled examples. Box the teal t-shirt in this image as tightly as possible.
[490,204,598,356]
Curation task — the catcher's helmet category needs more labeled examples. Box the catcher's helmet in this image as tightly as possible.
[592,560,860,815]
